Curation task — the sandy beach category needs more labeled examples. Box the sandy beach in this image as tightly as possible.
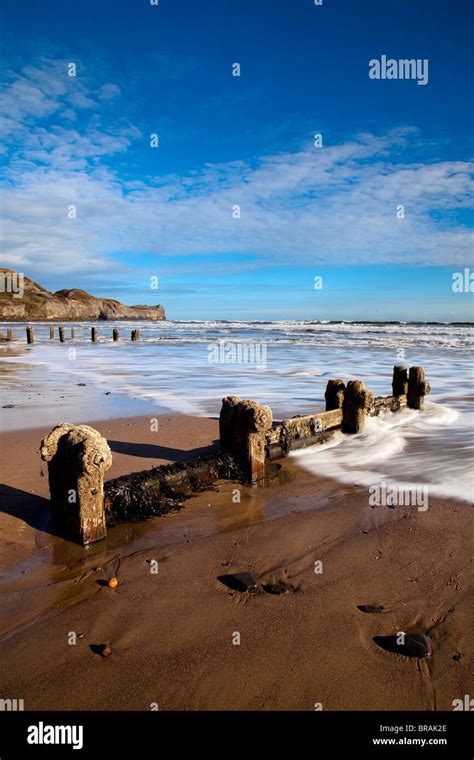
[1,3,473,752]
[0,413,472,711]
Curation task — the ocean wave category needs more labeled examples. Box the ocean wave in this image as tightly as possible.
[291,403,473,503]
[1,323,473,502]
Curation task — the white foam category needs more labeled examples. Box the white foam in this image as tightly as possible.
[292,403,473,503]
[1,321,473,502]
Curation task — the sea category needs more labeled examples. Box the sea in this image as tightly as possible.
[0,320,473,502]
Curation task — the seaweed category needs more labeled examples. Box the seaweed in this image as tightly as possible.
[104,451,244,524]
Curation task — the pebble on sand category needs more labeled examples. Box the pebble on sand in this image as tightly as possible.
[90,642,112,658]
[218,572,258,593]
[262,583,289,595]
[373,631,431,658]
[357,604,384,614]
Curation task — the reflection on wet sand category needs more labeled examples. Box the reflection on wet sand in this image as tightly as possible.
[0,458,350,643]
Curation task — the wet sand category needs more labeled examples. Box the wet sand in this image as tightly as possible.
[0,414,472,710]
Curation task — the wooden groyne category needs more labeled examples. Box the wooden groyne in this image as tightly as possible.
[0,328,14,342]
[40,365,431,546]
[5,326,145,343]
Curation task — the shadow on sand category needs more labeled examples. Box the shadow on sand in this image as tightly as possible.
[107,439,219,462]
[0,482,67,539]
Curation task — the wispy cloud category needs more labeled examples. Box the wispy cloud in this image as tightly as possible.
[0,60,472,282]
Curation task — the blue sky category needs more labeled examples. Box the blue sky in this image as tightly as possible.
[0,0,473,320]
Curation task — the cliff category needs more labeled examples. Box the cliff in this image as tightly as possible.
[0,271,166,322]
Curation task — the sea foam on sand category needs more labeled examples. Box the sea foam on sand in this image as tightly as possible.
[292,402,473,503]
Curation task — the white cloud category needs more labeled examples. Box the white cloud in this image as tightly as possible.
[0,58,105,139]
[0,62,472,279]
[96,83,121,100]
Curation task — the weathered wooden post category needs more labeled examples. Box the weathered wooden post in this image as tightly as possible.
[325,379,345,411]
[392,365,408,396]
[113,328,120,341]
[70,326,75,340]
[342,380,374,434]
[40,423,112,546]
[91,327,97,343]
[219,396,273,485]
[238,398,273,485]
[131,329,140,341]
[219,396,241,451]
[407,366,431,410]
[58,326,66,343]
[49,324,54,340]
[26,326,34,344]
[6,328,13,341]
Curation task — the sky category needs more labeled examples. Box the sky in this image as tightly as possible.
[0,0,473,321]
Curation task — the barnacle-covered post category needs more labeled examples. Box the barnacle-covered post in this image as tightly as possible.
[325,379,345,411]
[392,365,408,396]
[342,380,374,434]
[219,396,241,451]
[219,396,273,485]
[407,366,431,410]
[40,423,112,545]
